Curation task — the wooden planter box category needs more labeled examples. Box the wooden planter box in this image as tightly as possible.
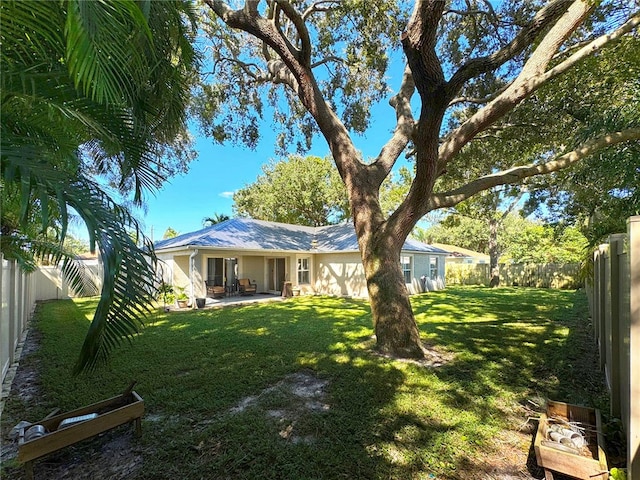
[18,391,144,480]
[534,400,608,479]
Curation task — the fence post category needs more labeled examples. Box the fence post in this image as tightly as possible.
[628,216,640,480]
[608,234,625,418]
[8,260,17,365]
[595,245,608,368]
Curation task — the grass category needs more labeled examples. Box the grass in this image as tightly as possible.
[1,286,609,479]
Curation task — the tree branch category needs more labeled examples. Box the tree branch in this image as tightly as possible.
[446,0,570,95]
[448,83,510,107]
[429,128,640,210]
[302,0,341,21]
[439,0,606,169]
[311,55,344,69]
[213,57,266,81]
[203,0,318,114]
[274,0,312,67]
[371,66,416,182]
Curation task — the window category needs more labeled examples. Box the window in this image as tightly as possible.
[297,257,310,284]
[401,256,412,283]
[430,257,438,280]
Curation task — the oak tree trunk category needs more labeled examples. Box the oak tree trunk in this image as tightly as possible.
[359,223,425,359]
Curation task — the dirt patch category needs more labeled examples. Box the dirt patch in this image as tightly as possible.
[228,370,330,444]
[373,342,455,368]
[11,428,143,480]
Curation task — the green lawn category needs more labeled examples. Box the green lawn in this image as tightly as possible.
[2,287,608,479]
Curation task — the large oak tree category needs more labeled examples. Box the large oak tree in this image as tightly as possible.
[196,0,640,359]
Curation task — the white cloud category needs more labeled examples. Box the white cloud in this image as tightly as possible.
[219,191,235,198]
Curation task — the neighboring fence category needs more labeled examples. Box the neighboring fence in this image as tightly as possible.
[589,216,639,480]
[1,256,102,386]
[1,254,36,386]
[446,262,581,289]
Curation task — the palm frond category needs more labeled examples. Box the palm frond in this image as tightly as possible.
[65,0,152,105]
[1,155,158,372]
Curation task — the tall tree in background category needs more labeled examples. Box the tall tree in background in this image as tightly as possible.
[447,186,525,286]
[418,214,588,265]
[197,0,640,359]
[203,213,231,226]
[521,35,640,246]
[233,155,349,226]
[163,227,180,239]
[1,0,198,371]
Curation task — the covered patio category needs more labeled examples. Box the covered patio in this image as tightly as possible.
[170,291,285,311]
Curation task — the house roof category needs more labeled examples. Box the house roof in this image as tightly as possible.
[431,243,489,259]
[154,218,448,255]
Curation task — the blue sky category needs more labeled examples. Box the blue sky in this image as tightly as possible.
[133,73,409,242]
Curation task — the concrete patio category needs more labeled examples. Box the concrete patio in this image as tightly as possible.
[168,292,285,311]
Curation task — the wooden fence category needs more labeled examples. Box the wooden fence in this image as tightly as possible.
[446,262,581,289]
[589,216,640,479]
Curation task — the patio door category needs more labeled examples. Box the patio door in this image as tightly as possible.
[225,258,238,289]
[207,258,223,286]
[208,257,237,289]
[267,258,286,293]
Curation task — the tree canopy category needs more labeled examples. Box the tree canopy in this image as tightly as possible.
[233,155,349,226]
[203,213,231,226]
[418,214,588,264]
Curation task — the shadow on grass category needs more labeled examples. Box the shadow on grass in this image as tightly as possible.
[411,287,608,477]
[1,288,609,480]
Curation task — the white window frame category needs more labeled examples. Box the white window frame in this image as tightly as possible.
[297,257,310,284]
[400,255,412,284]
[429,256,439,280]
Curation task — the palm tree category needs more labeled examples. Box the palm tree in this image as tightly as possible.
[203,213,231,226]
[1,0,199,372]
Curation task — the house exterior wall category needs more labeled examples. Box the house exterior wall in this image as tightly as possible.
[241,256,264,291]
[411,253,430,294]
[156,253,175,285]
[156,248,447,300]
[314,252,367,297]
[294,253,314,294]
[407,253,446,293]
[173,255,191,293]
[196,250,266,294]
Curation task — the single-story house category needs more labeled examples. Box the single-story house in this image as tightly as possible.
[431,243,490,265]
[154,218,448,301]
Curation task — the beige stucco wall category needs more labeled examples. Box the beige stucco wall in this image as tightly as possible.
[173,254,191,293]
[314,252,367,297]
[241,255,265,291]
[157,248,447,300]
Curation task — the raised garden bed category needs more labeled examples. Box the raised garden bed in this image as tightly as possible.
[17,390,144,480]
[534,400,608,480]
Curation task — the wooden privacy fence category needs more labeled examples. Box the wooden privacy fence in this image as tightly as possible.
[589,216,640,480]
[0,255,102,386]
[446,262,581,289]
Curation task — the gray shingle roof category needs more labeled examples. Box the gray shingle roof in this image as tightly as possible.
[154,218,447,254]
